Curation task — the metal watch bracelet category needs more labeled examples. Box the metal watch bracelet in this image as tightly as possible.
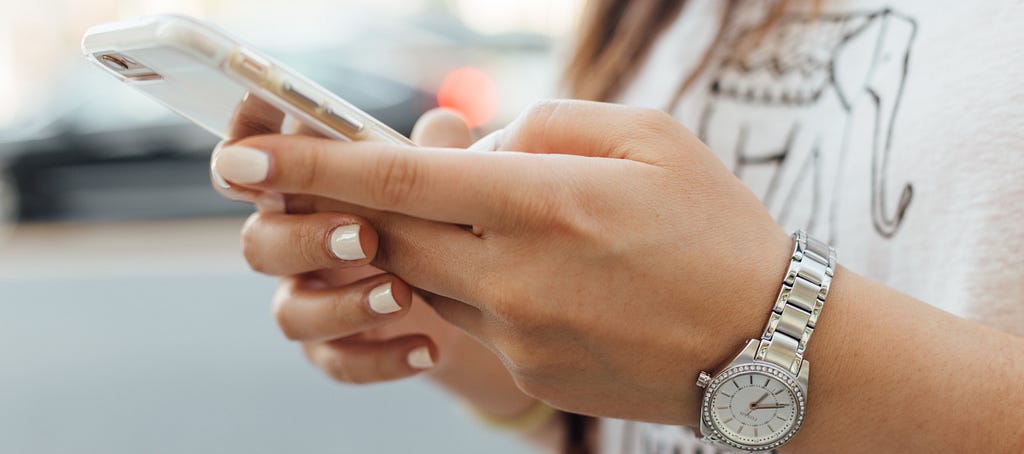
[757,230,837,375]
[695,230,836,452]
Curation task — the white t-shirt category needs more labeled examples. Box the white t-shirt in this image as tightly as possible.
[600,0,1024,452]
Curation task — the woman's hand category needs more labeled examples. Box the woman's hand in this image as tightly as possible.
[213,100,793,425]
[215,109,482,384]
[210,111,542,425]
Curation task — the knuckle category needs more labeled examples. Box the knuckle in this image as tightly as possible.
[370,152,421,208]
[299,140,331,192]
[636,107,675,126]
[293,220,327,267]
[324,354,354,383]
[519,184,603,243]
[522,99,559,123]
[272,287,301,341]
[328,291,361,327]
[627,108,682,143]
[518,99,560,135]
[240,214,271,274]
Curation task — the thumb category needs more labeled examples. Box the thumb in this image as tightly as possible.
[494,99,685,161]
[411,108,474,148]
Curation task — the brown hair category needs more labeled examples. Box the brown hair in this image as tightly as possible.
[562,0,687,102]
[563,0,816,104]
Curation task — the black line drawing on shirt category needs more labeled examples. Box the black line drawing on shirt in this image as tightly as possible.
[696,8,916,242]
[635,9,918,451]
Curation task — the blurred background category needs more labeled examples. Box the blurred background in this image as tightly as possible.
[0,0,580,452]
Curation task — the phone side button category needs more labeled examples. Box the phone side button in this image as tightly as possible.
[229,47,269,82]
[324,107,365,135]
[282,82,320,109]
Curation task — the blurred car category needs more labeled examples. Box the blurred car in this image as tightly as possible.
[0,15,552,224]
[0,52,435,223]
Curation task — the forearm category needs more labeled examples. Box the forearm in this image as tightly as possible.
[427,335,565,452]
[784,267,1024,452]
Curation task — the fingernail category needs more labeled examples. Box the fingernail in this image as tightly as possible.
[468,129,503,152]
[329,224,366,261]
[214,146,269,184]
[368,282,401,314]
[407,346,434,369]
[210,162,232,189]
[255,192,286,214]
[211,164,254,203]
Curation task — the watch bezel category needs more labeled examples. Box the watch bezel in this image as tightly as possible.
[700,362,806,451]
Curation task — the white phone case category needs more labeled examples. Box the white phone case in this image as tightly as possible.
[82,14,413,145]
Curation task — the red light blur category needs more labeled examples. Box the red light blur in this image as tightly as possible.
[436,67,496,129]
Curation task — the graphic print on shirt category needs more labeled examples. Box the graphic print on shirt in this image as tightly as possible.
[696,9,916,243]
[632,9,921,454]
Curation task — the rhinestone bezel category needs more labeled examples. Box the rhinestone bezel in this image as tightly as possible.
[700,362,806,451]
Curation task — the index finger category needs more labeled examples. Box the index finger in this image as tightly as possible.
[214,134,536,226]
[227,92,285,140]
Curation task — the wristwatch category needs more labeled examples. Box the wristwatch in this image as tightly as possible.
[696,230,836,451]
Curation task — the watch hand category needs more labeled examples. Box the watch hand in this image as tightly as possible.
[750,392,770,408]
[743,392,771,416]
[751,404,789,410]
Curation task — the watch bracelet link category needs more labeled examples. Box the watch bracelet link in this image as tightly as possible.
[756,230,837,375]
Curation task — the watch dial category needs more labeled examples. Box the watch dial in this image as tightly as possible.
[709,372,799,446]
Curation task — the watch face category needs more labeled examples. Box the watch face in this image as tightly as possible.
[702,364,805,450]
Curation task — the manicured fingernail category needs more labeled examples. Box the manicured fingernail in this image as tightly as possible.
[214,146,269,184]
[368,282,401,314]
[407,346,434,369]
[329,224,366,260]
[210,161,232,189]
[468,129,503,152]
[255,192,286,214]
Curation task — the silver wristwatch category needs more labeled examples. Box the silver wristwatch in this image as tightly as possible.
[696,230,836,452]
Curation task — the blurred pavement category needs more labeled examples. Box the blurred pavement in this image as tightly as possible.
[0,219,532,454]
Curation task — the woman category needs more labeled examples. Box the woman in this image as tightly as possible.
[210,0,1024,452]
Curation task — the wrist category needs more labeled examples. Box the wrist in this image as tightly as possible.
[693,230,834,451]
[697,230,795,382]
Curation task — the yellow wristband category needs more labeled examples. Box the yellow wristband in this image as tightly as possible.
[465,399,558,433]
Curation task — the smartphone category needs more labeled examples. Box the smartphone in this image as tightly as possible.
[82,14,414,145]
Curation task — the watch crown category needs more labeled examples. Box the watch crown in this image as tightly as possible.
[696,371,712,388]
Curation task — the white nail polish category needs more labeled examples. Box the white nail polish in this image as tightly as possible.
[210,162,232,189]
[214,146,269,184]
[407,346,434,369]
[368,282,401,314]
[329,224,366,261]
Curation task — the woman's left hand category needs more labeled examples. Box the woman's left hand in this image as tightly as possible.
[213,100,793,425]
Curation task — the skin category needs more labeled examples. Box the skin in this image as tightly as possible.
[213,108,563,449]
[212,100,1024,452]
